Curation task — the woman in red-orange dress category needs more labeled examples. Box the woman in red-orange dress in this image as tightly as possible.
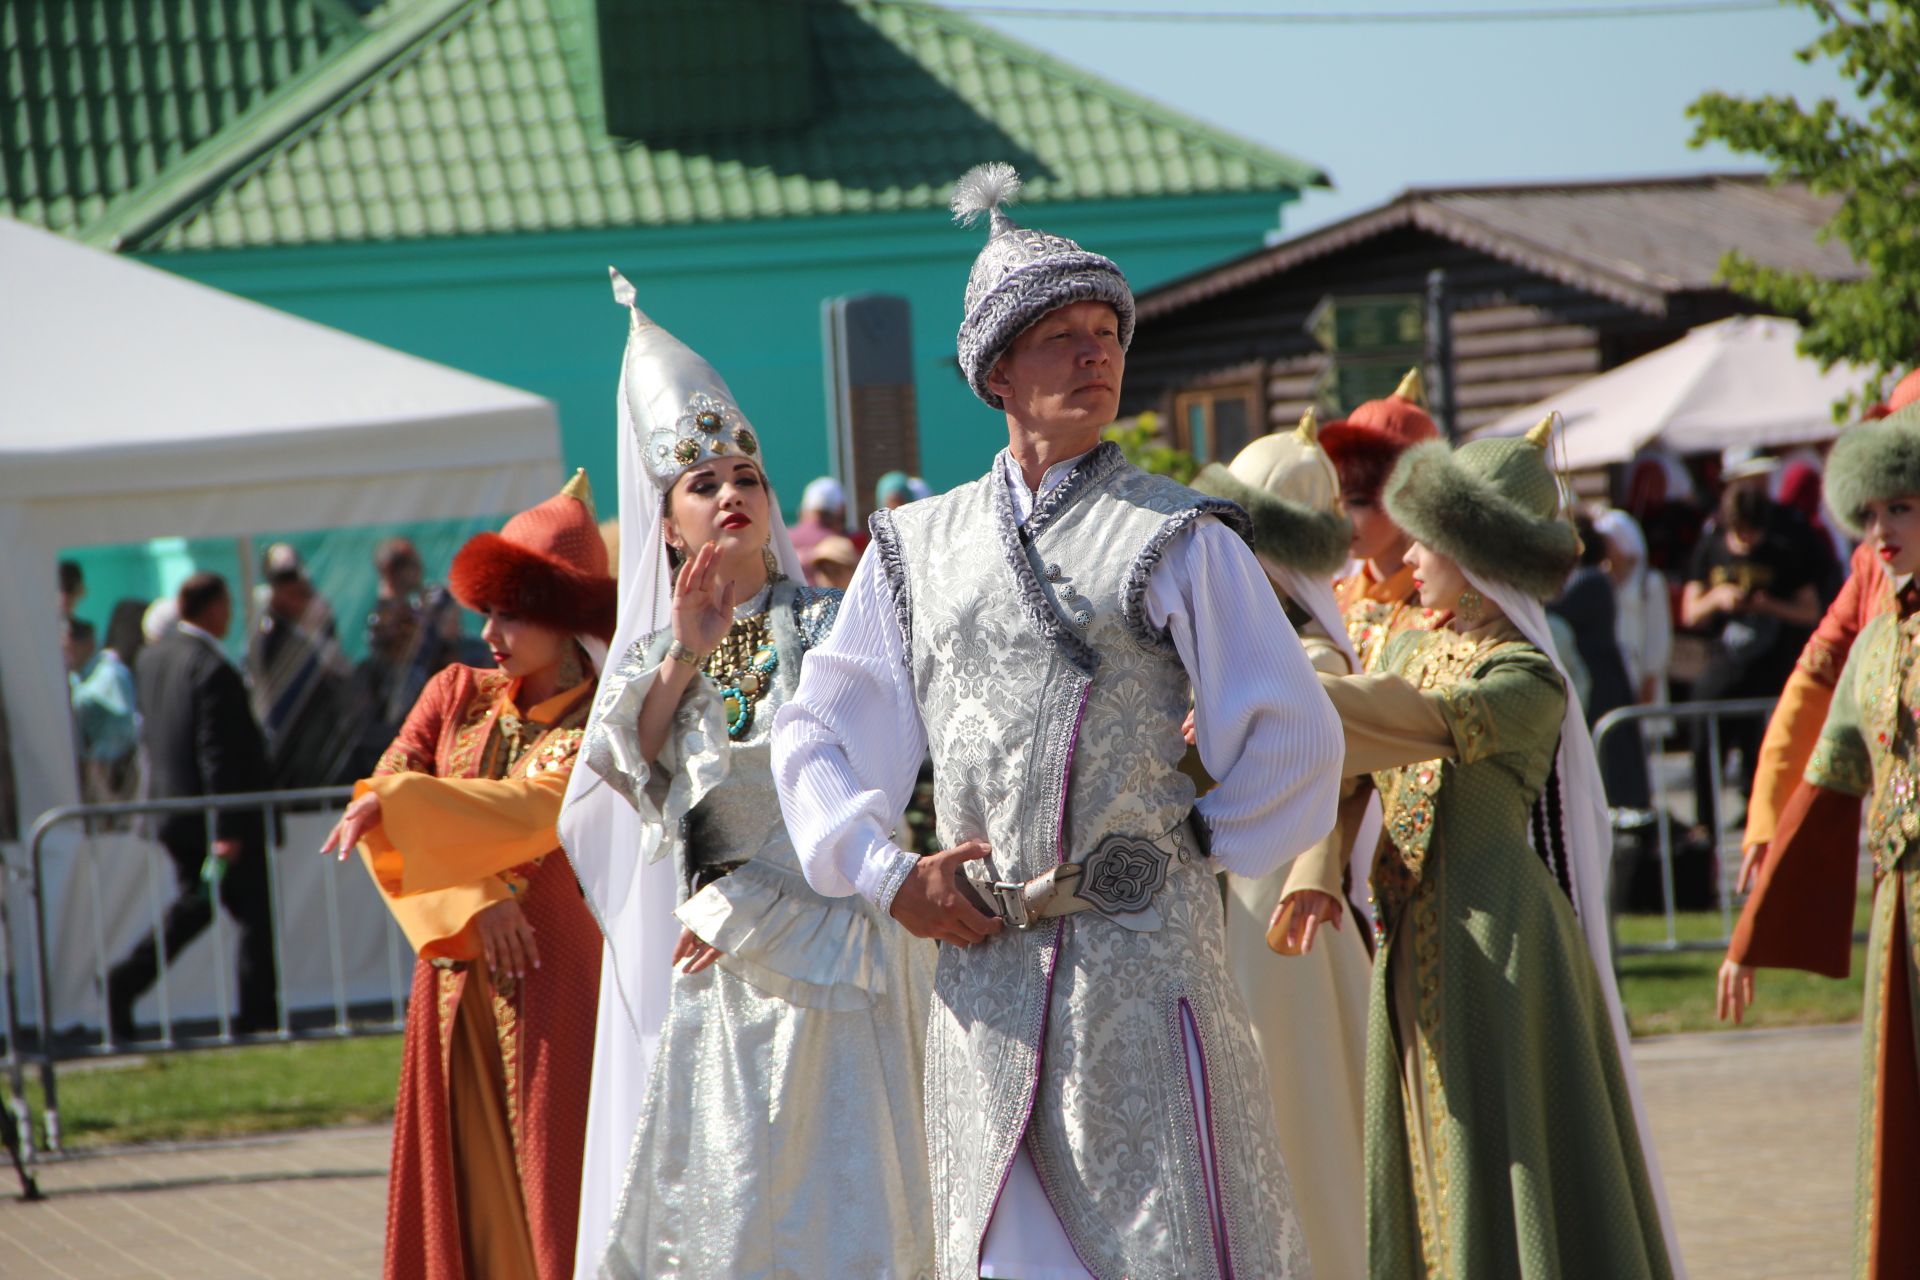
[323,471,615,1279]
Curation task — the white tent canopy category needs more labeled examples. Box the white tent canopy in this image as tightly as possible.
[1477,315,1869,471]
[0,216,562,822]
[0,218,562,1032]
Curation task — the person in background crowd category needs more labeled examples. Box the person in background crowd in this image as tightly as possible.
[907,475,932,501]
[103,599,148,684]
[1551,514,1650,810]
[58,559,84,620]
[789,475,848,582]
[1779,453,1850,579]
[1321,368,1443,672]
[375,536,426,604]
[325,472,610,1280]
[1625,445,1706,578]
[874,469,913,511]
[1719,444,1780,499]
[249,544,352,790]
[808,534,860,590]
[64,616,139,806]
[339,598,428,784]
[1681,484,1823,841]
[1594,509,1673,709]
[106,572,276,1040]
[141,595,178,646]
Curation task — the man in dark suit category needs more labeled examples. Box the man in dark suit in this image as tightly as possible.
[107,572,277,1039]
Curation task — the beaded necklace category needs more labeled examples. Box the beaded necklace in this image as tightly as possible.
[704,610,778,739]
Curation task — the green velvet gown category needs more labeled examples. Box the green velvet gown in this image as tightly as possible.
[1795,604,1920,1278]
[1335,624,1674,1280]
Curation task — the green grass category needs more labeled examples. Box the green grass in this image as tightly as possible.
[26,1035,402,1148]
[1614,891,1873,1037]
[14,893,1879,1147]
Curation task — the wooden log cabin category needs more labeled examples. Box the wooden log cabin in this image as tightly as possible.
[1122,174,1860,461]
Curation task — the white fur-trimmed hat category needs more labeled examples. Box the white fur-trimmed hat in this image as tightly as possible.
[951,163,1135,409]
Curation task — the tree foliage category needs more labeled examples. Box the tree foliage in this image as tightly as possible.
[1104,411,1199,483]
[1687,1,1920,414]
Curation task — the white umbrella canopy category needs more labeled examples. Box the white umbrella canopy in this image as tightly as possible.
[1478,315,1870,470]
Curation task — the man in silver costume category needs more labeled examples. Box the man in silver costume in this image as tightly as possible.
[773,164,1344,1279]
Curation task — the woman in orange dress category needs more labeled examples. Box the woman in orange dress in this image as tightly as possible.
[323,473,615,1280]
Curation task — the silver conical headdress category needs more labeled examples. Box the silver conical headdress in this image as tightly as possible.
[613,269,764,491]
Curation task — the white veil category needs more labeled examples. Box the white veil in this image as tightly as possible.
[1461,566,1687,1279]
[559,270,805,1277]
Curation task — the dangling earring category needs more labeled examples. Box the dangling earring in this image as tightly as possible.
[763,543,785,584]
[1456,588,1484,623]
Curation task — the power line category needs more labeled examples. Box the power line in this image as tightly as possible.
[920,1,1779,24]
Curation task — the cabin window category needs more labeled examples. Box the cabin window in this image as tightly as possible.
[1173,386,1257,463]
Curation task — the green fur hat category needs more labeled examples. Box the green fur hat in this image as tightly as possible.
[1383,415,1580,600]
[1823,400,1920,536]
[1191,409,1352,576]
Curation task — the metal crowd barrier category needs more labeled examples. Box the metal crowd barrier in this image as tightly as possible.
[1594,696,1781,959]
[1,787,414,1169]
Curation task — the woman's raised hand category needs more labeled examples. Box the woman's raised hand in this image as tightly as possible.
[672,542,741,657]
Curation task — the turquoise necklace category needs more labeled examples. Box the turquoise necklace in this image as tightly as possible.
[704,610,778,739]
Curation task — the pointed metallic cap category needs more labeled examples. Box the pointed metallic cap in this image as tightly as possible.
[610,267,763,491]
[559,467,596,520]
[1292,405,1319,445]
[1394,366,1425,406]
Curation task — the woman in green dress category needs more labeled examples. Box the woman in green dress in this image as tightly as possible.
[1317,415,1681,1279]
[1719,401,1920,1277]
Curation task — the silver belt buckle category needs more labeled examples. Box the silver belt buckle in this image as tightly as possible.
[990,880,1033,929]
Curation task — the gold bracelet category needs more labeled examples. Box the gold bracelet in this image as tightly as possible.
[665,639,708,669]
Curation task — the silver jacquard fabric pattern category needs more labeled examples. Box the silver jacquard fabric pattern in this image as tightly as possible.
[872,444,1308,1279]
[598,582,937,1280]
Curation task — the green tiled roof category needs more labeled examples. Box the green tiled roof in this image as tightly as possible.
[7,0,1327,252]
[1,0,363,235]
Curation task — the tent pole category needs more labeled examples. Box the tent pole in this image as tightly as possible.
[235,534,259,655]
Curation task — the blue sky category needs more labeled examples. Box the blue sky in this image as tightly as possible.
[955,0,1859,235]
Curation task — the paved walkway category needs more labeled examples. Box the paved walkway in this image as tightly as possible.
[0,1025,1862,1278]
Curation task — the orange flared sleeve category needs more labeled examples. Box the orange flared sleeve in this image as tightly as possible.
[1743,667,1838,850]
[1728,782,1861,978]
[357,771,568,898]
[1744,544,1885,849]
[358,669,505,959]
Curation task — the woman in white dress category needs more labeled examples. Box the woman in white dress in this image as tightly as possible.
[560,272,935,1279]
[1191,411,1372,1279]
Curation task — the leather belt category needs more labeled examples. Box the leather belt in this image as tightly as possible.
[962,829,1183,930]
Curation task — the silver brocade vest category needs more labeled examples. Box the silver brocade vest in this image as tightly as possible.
[871,443,1309,1280]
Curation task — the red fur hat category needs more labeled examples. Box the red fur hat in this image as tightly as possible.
[1319,367,1441,501]
[450,469,617,642]
[1319,418,1407,503]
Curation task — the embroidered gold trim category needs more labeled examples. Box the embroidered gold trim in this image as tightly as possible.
[1370,632,1522,936]
[1413,877,1450,1277]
